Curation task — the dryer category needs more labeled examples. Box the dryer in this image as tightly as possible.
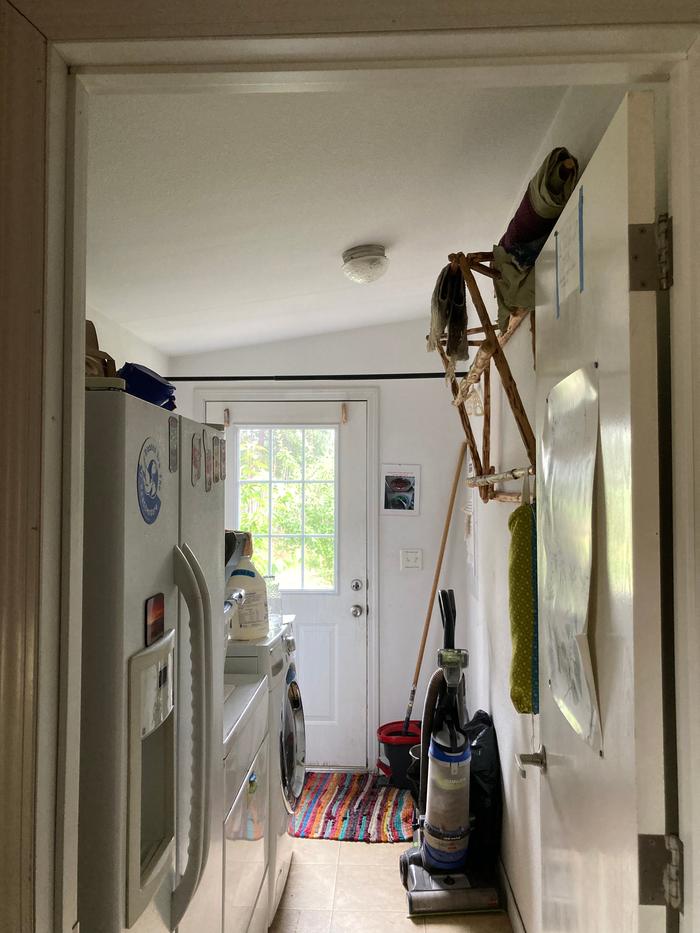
[225,619,306,926]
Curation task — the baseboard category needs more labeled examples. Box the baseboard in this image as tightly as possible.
[499,860,527,933]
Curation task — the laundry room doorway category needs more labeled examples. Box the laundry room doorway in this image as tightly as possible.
[206,394,376,769]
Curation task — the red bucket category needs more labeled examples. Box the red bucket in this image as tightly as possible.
[377,720,421,789]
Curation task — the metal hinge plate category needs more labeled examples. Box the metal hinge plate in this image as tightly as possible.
[638,833,684,911]
[629,214,673,292]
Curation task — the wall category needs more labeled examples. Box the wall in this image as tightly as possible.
[88,305,169,373]
[170,318,472,729]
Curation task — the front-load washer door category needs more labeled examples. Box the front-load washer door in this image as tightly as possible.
[280,678,306,814]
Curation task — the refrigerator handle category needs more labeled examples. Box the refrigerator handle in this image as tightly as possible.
[181,542,213,882]
[171,544,211,929]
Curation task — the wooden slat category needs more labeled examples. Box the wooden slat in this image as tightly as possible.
[436,343,487,500]
[460,258,537,468]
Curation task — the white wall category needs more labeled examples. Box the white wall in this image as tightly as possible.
[170,318,472,729]
[88,305,169,373]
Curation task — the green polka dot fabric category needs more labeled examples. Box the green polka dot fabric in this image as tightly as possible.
[508,502,539,714]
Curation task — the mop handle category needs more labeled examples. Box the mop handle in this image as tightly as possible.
[401,442,467,733]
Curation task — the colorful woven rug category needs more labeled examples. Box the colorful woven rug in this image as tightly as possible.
[291,771,414,843]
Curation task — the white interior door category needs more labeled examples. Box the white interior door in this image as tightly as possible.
[206,399,368,769]
[534,92,669,932]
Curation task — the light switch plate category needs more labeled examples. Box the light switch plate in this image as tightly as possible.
[400,548,423,570]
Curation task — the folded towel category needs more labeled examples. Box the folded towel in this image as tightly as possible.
[427,264,470,379]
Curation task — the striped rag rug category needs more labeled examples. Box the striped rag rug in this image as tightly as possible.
[291,771,414,843]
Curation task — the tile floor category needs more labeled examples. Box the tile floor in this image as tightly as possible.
[271,838,513,932]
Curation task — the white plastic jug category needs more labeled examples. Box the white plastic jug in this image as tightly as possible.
[227,555,269,640]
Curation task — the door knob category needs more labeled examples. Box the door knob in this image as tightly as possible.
[515,746,547,779]
[350,604,364,618]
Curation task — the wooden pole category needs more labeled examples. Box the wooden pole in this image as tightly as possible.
[401,441,467,732]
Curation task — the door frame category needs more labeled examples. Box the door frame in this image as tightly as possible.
[16,26,698,933]
[195,384,380,769]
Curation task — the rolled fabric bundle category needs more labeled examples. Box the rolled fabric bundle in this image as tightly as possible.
[508,501,539,715]
[493,147,578,331]
[427,263,470,379]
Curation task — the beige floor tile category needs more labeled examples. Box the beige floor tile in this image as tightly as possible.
[331,910,424,931]
[423,912,512,932]
[293,838,341,865]
[279,861,337,911]
[270,908,333,932]
[338,841,413,868]
[333,866,408,913]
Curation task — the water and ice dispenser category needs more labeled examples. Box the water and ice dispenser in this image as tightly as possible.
[127,630,176,926]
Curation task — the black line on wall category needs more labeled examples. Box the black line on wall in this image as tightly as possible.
[168,372,468,382]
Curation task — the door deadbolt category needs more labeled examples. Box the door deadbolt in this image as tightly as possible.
[351,579,363,591]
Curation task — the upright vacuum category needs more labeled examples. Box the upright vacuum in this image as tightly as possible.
[399,589,501,917]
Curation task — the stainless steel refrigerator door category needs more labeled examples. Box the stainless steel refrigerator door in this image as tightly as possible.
[80,391,179,933]
[176,416,225,933]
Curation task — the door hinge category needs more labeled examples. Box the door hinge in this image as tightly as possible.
[638,833,684,911]
[629,214,673,292]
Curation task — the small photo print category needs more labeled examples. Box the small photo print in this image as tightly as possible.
[382,464,420,515]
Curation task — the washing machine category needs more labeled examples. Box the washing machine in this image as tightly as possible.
[225,619,306,926]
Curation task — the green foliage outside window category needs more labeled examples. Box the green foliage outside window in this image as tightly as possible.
[239,427,336,590]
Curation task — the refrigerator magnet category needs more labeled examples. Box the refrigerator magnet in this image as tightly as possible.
[136,437,162,525]
[145,592,165,646]
[191,432,202,486]
[213,435,220,483]
[168,416,178,472]
[203,429,213,492]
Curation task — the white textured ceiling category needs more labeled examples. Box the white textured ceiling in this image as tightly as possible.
[87,85,565,356]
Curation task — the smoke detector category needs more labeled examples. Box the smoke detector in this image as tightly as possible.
[341,244,389,284]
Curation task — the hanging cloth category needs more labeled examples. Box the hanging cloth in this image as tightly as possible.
[427,263,470,380]
[493,147,579,332]
[508,489,539,715]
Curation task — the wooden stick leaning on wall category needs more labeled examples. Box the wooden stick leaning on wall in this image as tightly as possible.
[401,441,468,733]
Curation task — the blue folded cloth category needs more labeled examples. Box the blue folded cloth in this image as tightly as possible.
[117,362,176,410]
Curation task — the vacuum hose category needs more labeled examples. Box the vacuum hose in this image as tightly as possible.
[419,668,445,815]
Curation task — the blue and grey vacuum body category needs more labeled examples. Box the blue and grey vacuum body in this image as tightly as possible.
[423,728,471,871]
[399,588,501,917]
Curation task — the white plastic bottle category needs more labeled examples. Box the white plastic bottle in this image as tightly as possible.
[228,554,269,640]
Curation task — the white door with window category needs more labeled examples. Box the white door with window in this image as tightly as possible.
[534,93,671,932]
[206,399,368,769]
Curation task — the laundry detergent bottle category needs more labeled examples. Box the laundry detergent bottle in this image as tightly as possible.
[228,540,269,640]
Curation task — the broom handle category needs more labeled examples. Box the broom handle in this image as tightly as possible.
[401,441,467,733]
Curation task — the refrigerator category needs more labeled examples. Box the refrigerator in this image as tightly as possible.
[79,389,226,933]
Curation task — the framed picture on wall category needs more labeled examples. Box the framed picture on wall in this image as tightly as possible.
[381,464,421,515]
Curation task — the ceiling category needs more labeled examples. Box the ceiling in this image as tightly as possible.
[87,84,566,356]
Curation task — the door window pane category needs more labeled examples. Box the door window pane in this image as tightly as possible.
[239,429,270,481]
[304,429,335,480]
[304,537,335,590]
[236,425,337,591]
[239,483,269,534]
[271,483,302,535]
[304,483,335,535]
[271,537,303,590]
[251,536,270,576]
[272,429,303,481]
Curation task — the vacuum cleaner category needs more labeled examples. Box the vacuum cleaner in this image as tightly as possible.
[399,589,501,917]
